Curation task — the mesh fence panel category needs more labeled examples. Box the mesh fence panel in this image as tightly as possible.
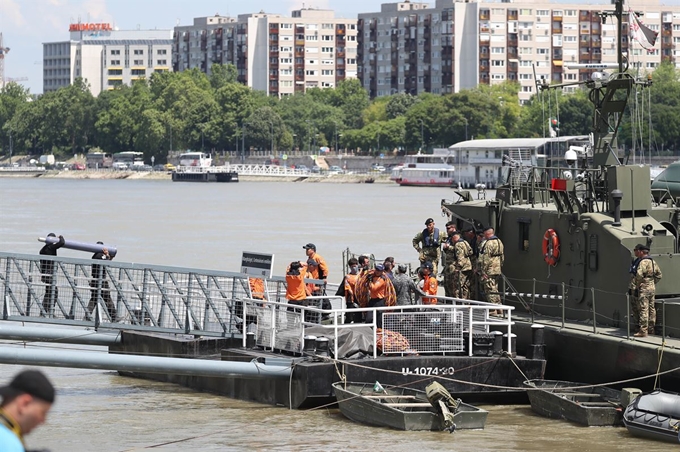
[382,310,464,354]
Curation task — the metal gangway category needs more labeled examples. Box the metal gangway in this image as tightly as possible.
[0,252,515,353]
[223,164,324,178]
[0,252,286,337]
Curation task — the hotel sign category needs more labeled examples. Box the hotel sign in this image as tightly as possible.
[69,23,112,32]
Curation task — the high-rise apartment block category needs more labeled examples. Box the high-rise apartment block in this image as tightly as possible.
[173,8,358,97]
[359,0,680,102]
[43,23,172,96]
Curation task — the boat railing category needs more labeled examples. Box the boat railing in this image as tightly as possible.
[501,164,606,212]
[500,274,680,340]
[242,295,514,358]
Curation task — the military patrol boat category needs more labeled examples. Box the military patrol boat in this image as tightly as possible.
[442,1,680,346]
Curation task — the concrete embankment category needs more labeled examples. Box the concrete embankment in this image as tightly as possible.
[0,169,392,183]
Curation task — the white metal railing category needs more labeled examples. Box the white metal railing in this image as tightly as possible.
[223,164,324,177]
[242,295,514,358]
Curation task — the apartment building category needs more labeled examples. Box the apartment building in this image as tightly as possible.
[359,0,680,102]
[173,8,359,96]
[43,23,173,96]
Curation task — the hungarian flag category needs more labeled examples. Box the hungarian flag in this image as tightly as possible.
[629,10,658,50]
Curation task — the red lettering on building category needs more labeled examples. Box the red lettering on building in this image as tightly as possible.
[69,23,113,32]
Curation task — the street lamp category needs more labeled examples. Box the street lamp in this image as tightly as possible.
[8,129,13,166]
[377,130,380,155]
[306,120,312,153]
[269,120,274,153]
[418,119,424,152]
[241,122,247,163]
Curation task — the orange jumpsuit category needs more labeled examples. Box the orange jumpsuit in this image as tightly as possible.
[422,276,439,305]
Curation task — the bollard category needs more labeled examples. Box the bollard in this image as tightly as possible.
[315,337,330,357]
[503,333,517,358]
[528,324,545,360]
[303,335,317,355]
[531,324,545,345]
[245,332,256,349]
[492,331,503,355]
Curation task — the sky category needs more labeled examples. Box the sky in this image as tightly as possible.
[0,0,675,94]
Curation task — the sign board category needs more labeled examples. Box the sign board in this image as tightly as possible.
[241,251,274,278]
[70,23,113,32]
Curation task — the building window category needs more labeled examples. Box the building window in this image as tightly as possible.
[108,79,123,86]
[133,49,144,55]
[306,35,318,41]
[322,69,334,75]
[156,59,167,65]
[108,69,123,76]
[306,59,317,65]
[280,23,292,29]
[492,60,505,66]
[133,59,144,65]
[110,60,121,66]
[305,69,318,76]
[322,35,334,41]
[491,47,505,54]
[157,49,167,55]
[321,47,333,53]
[131,69,146,76]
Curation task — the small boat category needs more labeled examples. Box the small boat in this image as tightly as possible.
[623,389,680,443]
[332,381,487,432]
[524,379,624,426]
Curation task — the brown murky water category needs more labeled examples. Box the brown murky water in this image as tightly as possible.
[0,178,672,451]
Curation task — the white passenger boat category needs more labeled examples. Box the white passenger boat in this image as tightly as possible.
[391,149,456,187]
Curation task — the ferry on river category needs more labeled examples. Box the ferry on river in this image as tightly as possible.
[172,151,239,182]
[391,148,456,187]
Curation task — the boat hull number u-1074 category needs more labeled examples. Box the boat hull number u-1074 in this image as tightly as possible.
[401,367,455,376]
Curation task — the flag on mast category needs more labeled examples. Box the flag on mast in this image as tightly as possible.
[629,9,658,50]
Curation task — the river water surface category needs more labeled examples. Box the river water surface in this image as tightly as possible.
[0,178,670,451]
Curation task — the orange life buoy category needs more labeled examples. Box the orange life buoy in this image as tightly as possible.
[542,228,560,266]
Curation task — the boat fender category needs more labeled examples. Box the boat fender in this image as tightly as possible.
[542,229,560,267]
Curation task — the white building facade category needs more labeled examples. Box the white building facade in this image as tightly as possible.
[173,8,359,96]
[43,23,173,96]
[359,0,680,102]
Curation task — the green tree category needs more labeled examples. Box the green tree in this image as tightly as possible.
[209,64,238,90]
[385,93,420,119]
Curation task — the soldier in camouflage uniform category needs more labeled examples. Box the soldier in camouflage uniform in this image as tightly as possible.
[441,222,458,297]
[412,218,446,276]
[478,226,504,308]
[447,229,473,299]
[463,227,480,300]
[629,244,662,337]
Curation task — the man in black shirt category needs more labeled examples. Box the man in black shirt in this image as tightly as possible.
[88,243,117,321]
[39,233,64,316]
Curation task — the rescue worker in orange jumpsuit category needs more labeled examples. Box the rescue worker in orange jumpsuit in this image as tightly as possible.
[336,257,362,323]
[303,243,329,282]
[285,261,310,313]
[420,261,439,305]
